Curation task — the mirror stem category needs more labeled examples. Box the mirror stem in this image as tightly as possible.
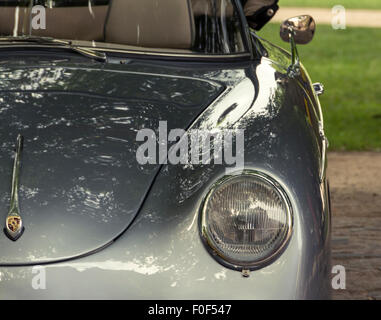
[287,27,301,78]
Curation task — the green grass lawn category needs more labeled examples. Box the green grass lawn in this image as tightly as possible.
[258,24,381,151]
[280,0,381,10]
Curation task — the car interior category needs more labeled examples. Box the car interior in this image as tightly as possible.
[0,0,256,54]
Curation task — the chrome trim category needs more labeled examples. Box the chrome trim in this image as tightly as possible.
[0,36,107,62]
[320,137,327,182]
[319,126,329,182]
[234,0,255,59]
[313,82,325,96]
[4,134,25,241]
[199,170,293,271]
[0,43,250,60]
[86,47,251,59]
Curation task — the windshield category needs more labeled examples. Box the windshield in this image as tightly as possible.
[0,0,248,56]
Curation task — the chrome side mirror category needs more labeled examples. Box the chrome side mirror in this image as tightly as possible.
[279,15,316,77]
[280,15,316,45]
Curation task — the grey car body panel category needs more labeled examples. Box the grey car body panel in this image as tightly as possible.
[0,63,224,264]
[0,33,331,298]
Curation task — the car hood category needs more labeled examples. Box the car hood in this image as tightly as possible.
[0,65,224,265]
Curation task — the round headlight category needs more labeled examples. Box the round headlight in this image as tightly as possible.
[200,171,292,270]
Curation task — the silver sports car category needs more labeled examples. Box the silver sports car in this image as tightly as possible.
[0,0,331,299]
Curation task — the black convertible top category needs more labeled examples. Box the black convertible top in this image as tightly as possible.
[241,0,279,30]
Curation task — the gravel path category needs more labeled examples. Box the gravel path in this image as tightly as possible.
[328,152,381,300]
[272,7,381,28]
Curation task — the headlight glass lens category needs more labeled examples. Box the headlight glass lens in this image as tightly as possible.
[201,173,292,268]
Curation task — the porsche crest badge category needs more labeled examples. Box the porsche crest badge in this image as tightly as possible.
[6,215,22,233]
[5,215,24,241]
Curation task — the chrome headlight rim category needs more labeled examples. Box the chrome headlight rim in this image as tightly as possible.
[199,170,293,271]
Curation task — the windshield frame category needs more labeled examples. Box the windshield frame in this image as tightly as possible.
[0,0,256,61]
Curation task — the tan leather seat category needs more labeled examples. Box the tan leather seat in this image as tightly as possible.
[31,6,108,41]
[0,6,108,41]
[0,7,28,36]
[105,0,195,49]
